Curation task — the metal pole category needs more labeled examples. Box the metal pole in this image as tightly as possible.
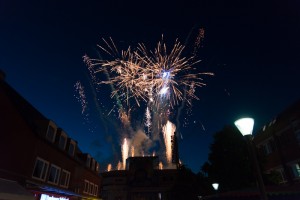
[246,135,268,200]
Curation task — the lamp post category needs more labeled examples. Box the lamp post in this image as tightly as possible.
[212,182,219,198]
[234,118,268,200]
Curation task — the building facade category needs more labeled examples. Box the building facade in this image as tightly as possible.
[0,71,101,200]
[101,156,198,200]
[254,99,300,185]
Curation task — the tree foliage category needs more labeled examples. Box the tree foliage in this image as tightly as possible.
[202,125,256,192]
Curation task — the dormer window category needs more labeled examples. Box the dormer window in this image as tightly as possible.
[96,162,100,172]
[58,131,67,150]
[68,140,76,156]
[46,124,56,143]
[45,120,57,143]
[92,159,96,171]
[86,155,91,168]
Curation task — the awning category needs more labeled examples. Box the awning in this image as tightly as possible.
[0,178,35,200]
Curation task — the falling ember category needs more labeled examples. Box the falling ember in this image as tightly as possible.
[152,151,156,157]
[119,109,130,126]
[145,106,151,135]
[162,121,176,164]
[121,138,129,170]
[74,81,88,114]
[117,161,122,170]
[107,164,112,172]
[159,162,163,170]
[131,146,135,157]
[193,28,205,56]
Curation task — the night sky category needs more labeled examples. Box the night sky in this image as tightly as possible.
[1,0,300,173]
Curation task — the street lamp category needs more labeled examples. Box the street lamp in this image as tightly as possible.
[234,118,268,200]
[212,183,219,191]
[212,182,219,198]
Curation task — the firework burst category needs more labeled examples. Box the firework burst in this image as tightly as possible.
[84,37,213,108]
[82,35,213,169]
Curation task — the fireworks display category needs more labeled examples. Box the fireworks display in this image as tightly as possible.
[121,138,129,170]
[79,34,213,171]
[83,37,213,108]
[74,81,88,115]
[162,120,176,164]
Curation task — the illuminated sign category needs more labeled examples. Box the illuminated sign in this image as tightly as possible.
[40,194,69,200]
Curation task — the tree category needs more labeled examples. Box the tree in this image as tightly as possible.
[201,125,256,192]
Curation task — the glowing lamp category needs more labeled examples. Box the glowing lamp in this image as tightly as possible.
[234,118,254,136]
[212,183,219,190]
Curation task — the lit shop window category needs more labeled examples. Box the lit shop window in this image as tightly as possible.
[40,194,69,200]
[48,164,61,185]
[32,157,49,181]
[60,169,71,188]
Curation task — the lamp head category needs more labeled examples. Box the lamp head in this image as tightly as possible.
[234,117,254,136]
[212,183,219,190]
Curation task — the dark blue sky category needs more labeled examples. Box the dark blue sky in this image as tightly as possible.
[1,0,300,173]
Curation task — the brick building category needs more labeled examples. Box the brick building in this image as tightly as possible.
[101,156,198,200]
[254,99,300,185]
[0,71,101,200]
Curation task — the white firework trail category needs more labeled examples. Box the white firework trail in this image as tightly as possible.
[121,138,129,170]
[162,120,176,164]
[107,163,112,172]
[145,106,152,135]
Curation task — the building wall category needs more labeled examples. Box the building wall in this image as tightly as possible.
[254,99,300,184]
[0,78,101,199]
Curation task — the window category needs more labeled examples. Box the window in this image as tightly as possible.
[92,159,96,171]
[262,139,276,155]
[84,180,89,193]
[276,168,287,183]
[32,157,49,181]
[59,135,67,150]
[96,162,100,172]
[68,141,75,156]
[94,185,98,196]
[48,164,61,185]
[291,163,300,178]
[46,125,56,142]
[89,182,94,195]
[60,169,71,188]
[86,155,91,168]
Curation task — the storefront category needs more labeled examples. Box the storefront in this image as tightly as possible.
[0,178,35,200]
